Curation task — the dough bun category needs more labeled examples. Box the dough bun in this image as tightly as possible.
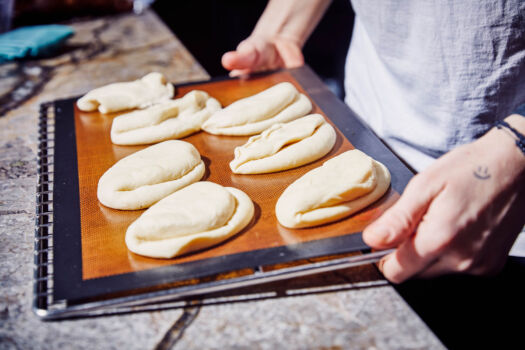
[77,72,174,114]
[97,140,205,210]
[125,181,254,258]
[202,82,312,136]
[276,149,391,228]
[230,114,336,174]
[111,90,221,145]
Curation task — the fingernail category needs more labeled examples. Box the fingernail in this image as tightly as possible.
[377,257,387,272]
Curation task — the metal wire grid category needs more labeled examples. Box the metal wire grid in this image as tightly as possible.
[34,102,61,318]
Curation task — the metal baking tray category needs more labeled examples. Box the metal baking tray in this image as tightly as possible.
[33,66,411,320]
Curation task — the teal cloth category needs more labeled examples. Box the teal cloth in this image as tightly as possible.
[0,25,74,63]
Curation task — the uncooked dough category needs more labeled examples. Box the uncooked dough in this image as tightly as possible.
[77,72,174,113]
[275,149,391,228]
[111,90,221,145]
[125,181,254,258]
[97,140,204,210]
[202,82,312,136]
[230,114,336,174]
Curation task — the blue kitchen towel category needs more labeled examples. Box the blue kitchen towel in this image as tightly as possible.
[0,25,74,63]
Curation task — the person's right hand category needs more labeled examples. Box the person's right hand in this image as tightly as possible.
[221,35,304,77]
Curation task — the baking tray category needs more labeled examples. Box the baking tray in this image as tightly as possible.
[33,66,412,319]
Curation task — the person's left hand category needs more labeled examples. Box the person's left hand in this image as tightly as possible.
[222,35,304,77]
[363,126,525,283]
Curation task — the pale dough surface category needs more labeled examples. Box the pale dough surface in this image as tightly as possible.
[230,114,336,174]
[202,82,312,136]
[77,72,174,114]
[276,149,391,228]
[125,181,254,258]
[111,90,221,145]
[97,140,204,210]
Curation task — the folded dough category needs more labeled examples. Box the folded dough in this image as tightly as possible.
[111,90,221,145]
[230,114,336,174]
[202,82,312,136]
[276,149,391,228]
[97,140,204,210]
[125,181,254,258]
[77,72,174,113]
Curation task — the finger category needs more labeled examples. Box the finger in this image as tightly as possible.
[221,51,239,71]
[274,40,304,68]
[363,174,443,249]
[379,235,438,283]
[382,184,469,282]
[221,43,258,72]
[229,69,252,78]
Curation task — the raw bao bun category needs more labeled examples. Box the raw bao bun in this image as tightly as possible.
[202,82,312,136]
[111,90,221,145]
[97,140,205,210]
[77,72,174,114]
[276,149,391,228]
[126,181,254,258]
[230,114,336,174]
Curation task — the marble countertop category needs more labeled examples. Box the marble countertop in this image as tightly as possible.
[0,10,444,350]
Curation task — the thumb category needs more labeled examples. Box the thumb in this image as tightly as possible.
[221,41,258,72]
[363,175,442,249]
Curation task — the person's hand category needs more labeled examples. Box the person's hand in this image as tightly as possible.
[221,0,331,76]
[221,35,304,77]
[363,126,525,283]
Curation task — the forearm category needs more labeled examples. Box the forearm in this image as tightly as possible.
[252,0,332,46]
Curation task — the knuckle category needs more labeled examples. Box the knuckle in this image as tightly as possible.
[407,172,437,191]
[406,174,424,191]
[414,227,453,257]
[390,207,414,233]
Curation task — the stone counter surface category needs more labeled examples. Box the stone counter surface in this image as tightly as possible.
[0,10,444,350]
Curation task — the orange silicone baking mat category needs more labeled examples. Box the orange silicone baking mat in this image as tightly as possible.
[73,70,400,281]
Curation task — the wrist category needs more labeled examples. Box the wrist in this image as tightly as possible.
[499,114,525,159]
[251,0,331,47]
[504,113,525,134]
[251,19,308,48]
[481,118,525,186]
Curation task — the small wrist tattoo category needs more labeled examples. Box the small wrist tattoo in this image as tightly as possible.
[473,166,491,180]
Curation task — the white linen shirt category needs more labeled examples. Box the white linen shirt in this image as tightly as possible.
[345,1,525,171]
